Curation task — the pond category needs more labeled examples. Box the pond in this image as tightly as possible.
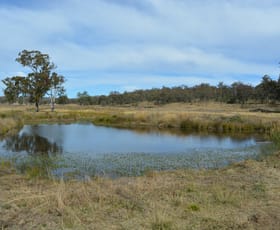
[0,123,272,178]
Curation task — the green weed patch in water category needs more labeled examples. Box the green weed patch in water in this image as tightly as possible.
[14,155,65,179]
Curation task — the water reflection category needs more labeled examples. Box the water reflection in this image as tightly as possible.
[2,123,259,155]
[4,133,62,155]
[119,126,264,141]
[0,123,272,178]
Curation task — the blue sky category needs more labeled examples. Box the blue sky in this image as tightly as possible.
[0,0,280,97]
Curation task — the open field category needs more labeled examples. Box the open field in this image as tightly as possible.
[0,102,280,229]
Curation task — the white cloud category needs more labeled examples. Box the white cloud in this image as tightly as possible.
[52,44,276,77]
[0,0,280,96]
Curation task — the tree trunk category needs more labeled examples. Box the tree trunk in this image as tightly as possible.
[50,95,55,112]
[51,101,55,112]
[35,101,39,112]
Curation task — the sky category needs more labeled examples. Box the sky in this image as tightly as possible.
[0,0,280,98]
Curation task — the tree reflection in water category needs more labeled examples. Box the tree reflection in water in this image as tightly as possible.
[4,134,62,155]
[3,134,65,178]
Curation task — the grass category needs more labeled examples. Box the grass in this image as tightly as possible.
[0,102,279,134]
[0,153,279,229]
[0,117,23,137]
[0,102,280,229]
[269,124,280,149]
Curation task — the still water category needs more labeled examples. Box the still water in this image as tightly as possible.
[0,123,271,177]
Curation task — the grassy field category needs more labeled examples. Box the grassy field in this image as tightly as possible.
[0,102,280,229]
[1,102,280,133]
[1,152,280,229]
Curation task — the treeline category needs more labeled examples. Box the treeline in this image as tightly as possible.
[2,75,280,106]
[75,75,280,105]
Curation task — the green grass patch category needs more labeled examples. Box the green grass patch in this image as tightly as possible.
[187,204,200,212]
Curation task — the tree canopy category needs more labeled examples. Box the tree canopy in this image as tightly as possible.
[77,91,91,105]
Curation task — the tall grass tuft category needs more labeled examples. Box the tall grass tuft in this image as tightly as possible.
[269,124,280,148]
[0,117,23,136]
[151,207,174,230]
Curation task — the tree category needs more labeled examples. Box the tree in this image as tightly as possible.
[77,91,91,105]
[48,72,65,111]
[277,76,280,100]
[2,76,22,103]
[14,50,65,111]
[193,83,216,101]
[231,82,253,104]
[2,76,28,104]
[217,82,232,103]
[255,75,278,103]
[16,50,54,111]
[57,95,69,104]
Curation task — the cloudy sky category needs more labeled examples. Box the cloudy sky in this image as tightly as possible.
[0,0,280,97]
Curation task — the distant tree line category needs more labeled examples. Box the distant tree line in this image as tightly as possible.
[74,75,280,105]
[2,52,280,107]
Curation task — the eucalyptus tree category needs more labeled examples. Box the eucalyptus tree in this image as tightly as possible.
[2,76,21,103]
[48,72,65,111]
[2,76,28,104]
[2,50,65,111]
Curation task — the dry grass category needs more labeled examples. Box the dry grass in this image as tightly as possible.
[1,152,280,229]
[1,102,279,134]
[0,118,23,137]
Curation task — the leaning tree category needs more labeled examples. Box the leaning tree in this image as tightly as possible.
[2,50,65,112]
